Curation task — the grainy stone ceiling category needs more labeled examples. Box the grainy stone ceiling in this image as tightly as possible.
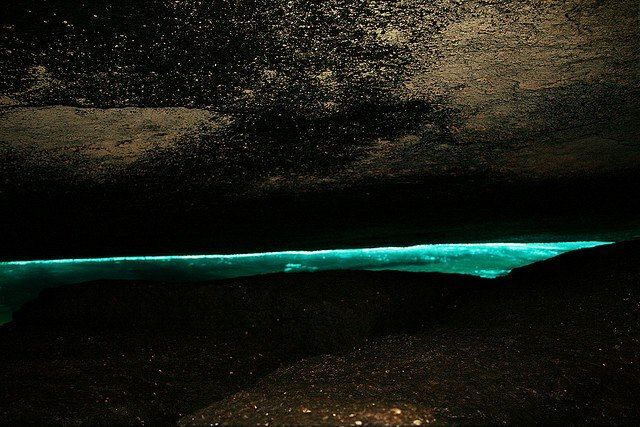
[0,0,639,257]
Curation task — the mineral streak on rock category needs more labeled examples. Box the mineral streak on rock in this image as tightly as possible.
[0,106,227,180]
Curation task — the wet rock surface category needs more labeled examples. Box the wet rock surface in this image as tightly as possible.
[1,240,639,425]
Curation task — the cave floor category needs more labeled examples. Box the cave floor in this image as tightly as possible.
[1,241,639,425]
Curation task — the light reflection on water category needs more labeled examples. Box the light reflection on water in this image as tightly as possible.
[0,241,611,324]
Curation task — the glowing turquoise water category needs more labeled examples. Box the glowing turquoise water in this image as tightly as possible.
[0,241,611,324]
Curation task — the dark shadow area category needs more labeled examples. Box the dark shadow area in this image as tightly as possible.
[2,171,640,261]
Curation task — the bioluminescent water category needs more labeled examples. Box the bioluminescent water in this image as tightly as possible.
[0,241,611,324]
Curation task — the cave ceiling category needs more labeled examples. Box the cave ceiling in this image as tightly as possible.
[1,0,639,257]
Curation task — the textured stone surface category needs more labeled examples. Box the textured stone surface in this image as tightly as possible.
[182,241,640,425]
[1,0,639,257]
[0,106,226,179]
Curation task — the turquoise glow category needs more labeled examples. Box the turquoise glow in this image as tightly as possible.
[0,241,611,324]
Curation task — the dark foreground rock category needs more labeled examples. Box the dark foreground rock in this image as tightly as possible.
[183,241,640,425]
[0,271,473,424]
[1,241,640,425]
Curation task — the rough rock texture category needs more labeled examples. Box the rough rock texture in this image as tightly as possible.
[0,271,474,424]
[184,241,640,425]
[0,241,639,425]
[1,0,639,257]
[0,107,226,179]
